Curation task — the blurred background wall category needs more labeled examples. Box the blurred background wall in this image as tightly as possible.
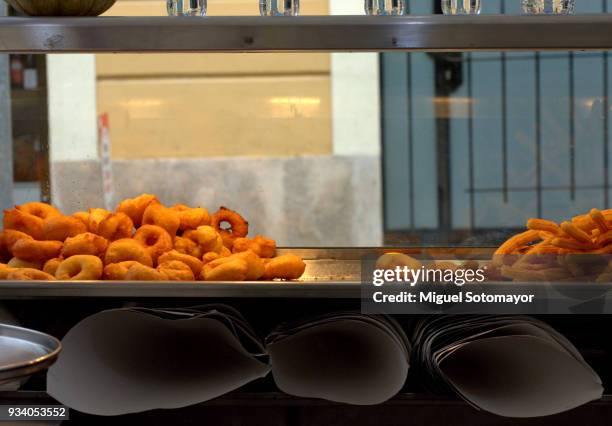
[46,0,383,247]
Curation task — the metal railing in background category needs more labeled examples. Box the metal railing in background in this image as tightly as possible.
[382,0,612,245]
[0,2,13,213]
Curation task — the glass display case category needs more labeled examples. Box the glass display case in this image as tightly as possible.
[2,0,612,424]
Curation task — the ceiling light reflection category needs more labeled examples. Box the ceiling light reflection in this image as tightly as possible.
[269,97,321,106]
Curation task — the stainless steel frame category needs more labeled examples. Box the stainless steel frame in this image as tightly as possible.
[1,15,612,53]
[0,4,13,212]
[0,281,361,299]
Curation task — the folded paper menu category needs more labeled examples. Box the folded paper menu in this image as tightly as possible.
[47,305,270,416]
[411,315,603,418]
[266,312,411,405]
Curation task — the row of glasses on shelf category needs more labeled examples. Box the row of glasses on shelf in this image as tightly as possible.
[166,0,574,16]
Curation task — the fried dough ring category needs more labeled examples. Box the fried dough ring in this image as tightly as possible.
[43,257,63,276]
[142,203,180,236]
[8,257,43,270]
[16,202,61,220]
[203,251,221,264]
[158,250,203,276]
[0,263,15,280]
[103,261,141,280]
[42,215,88,242]
[133,225,173,264]
[232,236,276,258]
[0,230,33,254]
[182,229,198,243]
[124,263,167,281]
[252,236,276,258]
[172,204,211,231]
[97,212,134,241]
[55,255,103,280]
[7,268,55,281]
[211,207,248,249]
[61,233,109,258]
[3,209,44,240]
[202,246,231,264]
[104,238,153,267]
[116,193,158,227]
[173,236,203,259]
[192,226,224,254]
[88,208,111,234]
[201,256,248,281]
[11,239,62,262]
[262,254,306,280]
[158,260,194,281]
[231,250,265,280]
[218,230,236,249]
[72,211,90,228]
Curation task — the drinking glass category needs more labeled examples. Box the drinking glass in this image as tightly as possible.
[364,0,407,16]
[441,0,481,15]
[260,0,300,16]
[167,0,207,16]
[522,0,575,14]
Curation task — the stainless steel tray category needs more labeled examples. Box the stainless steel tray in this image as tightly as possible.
[0,248,494,299]
[0,280,361,299]
[0,249,358,298]
[1,247,606,299]
[0,324,61,387]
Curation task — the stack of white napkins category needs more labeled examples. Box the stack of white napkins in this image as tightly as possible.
[47,305,270,416]
[266,312,411,405]
[411,315,603,418]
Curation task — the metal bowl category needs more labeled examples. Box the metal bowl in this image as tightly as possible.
[5,0,116,16]
[0,323,61,389]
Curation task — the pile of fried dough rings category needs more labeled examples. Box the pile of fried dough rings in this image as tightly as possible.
[0,194,306,282]
[492,208,612,282]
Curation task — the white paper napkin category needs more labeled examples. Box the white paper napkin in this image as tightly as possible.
[267,313,410,405]
[47,307,270,416]
[412,315,603,418]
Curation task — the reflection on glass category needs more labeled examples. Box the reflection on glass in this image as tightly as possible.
[260,0,299,16]
[441,0,481,15]
[166,0,207,16]
[522,0,575,14]
[364,0,407,16]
